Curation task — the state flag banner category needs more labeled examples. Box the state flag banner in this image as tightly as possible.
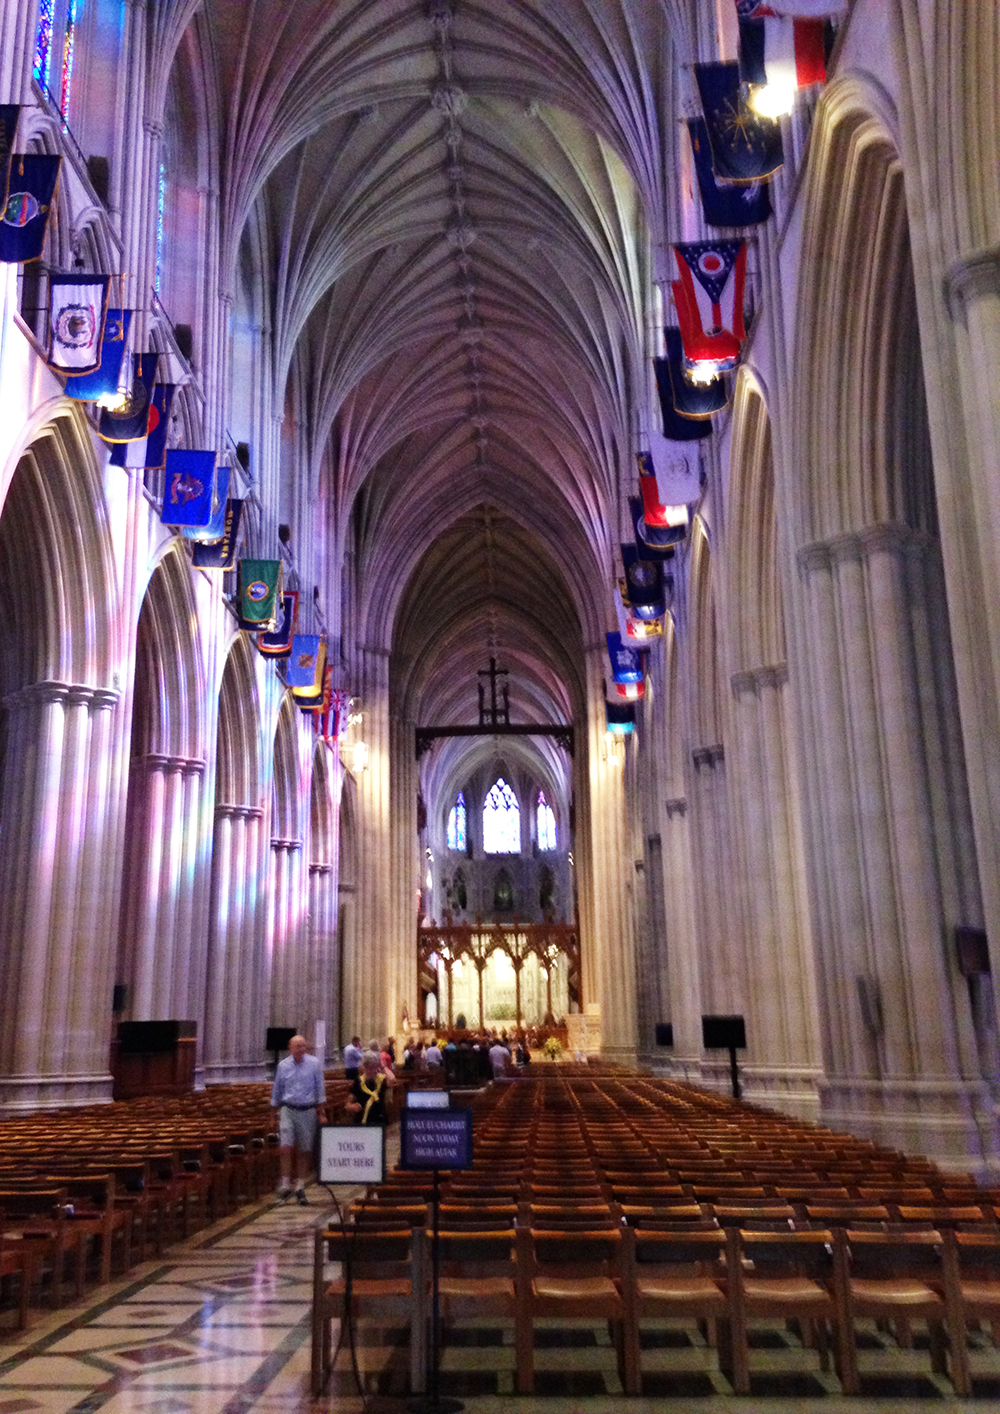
[663,327,730,417]
[672,241,747,367]
[653,358,713,442]
[0,154,61,263]
[737,1,845,21]
[738,14,827,90]
[109,383,174,469]
[98,353,157,441]
[624,614,663,642]
[238,559,283,631]
[647,432,702,509]
[289,635,327,700]
[311,666,333,729]
[606,701,636,734]
[0,107,20,199]
[191,499,243,569]
[327,687,351,741]
[48,275,110,374]
[64,308,131,401]
[630,495,684,553]
[607,631,644,685]
[615,680,645,701]
[694,62,783,184]
[259,591,299,657]
[182,463,231,543]
[640,473,690,535]
[161,449,215,528]
[687,118,771,228]
[621,544,666,620]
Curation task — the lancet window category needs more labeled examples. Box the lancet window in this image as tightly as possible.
[446,791,466,852]
[483,778,520,855]
[537,790,557,851]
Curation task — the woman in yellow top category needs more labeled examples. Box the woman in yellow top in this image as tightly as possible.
[345,1050,395,1125]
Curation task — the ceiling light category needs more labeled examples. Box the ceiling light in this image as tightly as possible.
[749,81,795,120]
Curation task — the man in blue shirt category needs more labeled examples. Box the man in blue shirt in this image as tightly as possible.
[343,1035,363,1079]
[270,1034,326,1204]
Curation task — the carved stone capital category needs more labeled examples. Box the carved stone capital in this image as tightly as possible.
[309,862,332,875]
[664,798,687,818]
[183,758,206,777]
[691,744,724,772]
[732,663,788,697]
[944,246,1000,325]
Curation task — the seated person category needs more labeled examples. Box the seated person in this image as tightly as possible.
[345,1050,395,1125]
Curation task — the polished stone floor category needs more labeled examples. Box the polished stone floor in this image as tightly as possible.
[0,1185,997,1414]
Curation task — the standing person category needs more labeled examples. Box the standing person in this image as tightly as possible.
[346,1050,395,1125]
[488,1035,510,1079]
[271,1035,326,1205]
[343,1035,363,1080]
[424,1037,443,1071]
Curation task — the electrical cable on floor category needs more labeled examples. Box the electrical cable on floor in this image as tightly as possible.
[322,1180,374,1409]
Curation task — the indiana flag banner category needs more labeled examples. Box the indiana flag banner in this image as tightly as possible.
[663,327,730,417]
[0,153,61,263]
[607,631,644,685]
[259,591,299,657]
[98,353,157,441]
[738,12,828,90]
[182,464,231,543]
[615,680,645,701]
[694,62,783,184]
[606,701,636,735]
[64,308,130,401]
[109,383,174,469]
[672,241,747,367]
[48,275,109,373]
[687,118,771,227]
[0,107,20,200]
[288,635,327,700]
[161,449,215,528]
[238,559,283,631]
[191,499,243,569]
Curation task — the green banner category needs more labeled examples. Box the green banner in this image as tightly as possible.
[238,558,282,629]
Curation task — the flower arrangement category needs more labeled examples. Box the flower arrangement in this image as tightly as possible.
[543,1036,563,1060]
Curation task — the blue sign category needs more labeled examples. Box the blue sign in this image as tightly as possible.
[399,1108,473,1170]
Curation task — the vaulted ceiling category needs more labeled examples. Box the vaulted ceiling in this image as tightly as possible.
[167,0,686,793]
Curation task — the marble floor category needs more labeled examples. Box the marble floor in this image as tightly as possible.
[0,1185,997,1414]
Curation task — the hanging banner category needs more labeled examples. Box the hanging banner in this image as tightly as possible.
[47,274,109,373]
[238,559,283,631]
[161,449,215,528]
[259,591,299,657]
[326,686,352,741]
[607,631,644,685]
[64,308,131,401]
[191,499,243,569]
[98,353,157,441]
[606,702,636,735]
[109,383,174,469]
[640,474,690,540]
[182,463,231,542]
[615,680,645,701]
[687,118,771,228]
[0,153,61,264]
[661,327,729,418]
[737,11,830,90]
[621,544,667,620]
[694,62,784,184]
[288,634,327,699]
[672,241,747,368]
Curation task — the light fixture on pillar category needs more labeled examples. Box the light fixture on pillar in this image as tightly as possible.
[602,731,625,766]
[351,739,369,773]
[748,81,795,120]
[339,704,369,774]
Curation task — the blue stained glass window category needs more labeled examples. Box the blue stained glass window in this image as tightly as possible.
[155,158,166,292]
[34,0,54,92]
[483,778,520,855]
[537,791,557,851]
[446,791,466,851]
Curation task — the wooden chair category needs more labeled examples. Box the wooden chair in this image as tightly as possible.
[311,1223,426,1397]
[833,1227,952,1394]
[0,1188,83,1308]
[941,1226,1000,1394]
[621,1225,728,1389]
[0,1215,36,1330]
[435,1228,520,1350]
[515,1224,637,1394]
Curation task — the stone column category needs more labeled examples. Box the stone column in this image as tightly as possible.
[659,796,703,1077]
[205,803,271,1082]
[346,647,392,1041]
[0,0,36,105]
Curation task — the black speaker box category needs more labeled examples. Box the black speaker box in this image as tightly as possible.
[702,1014,746,1050]
[266,1026,297,1052]
[655,1022,674,1047]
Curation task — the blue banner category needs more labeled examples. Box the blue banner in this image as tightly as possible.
[287,634,322,689]
[0,153,61,263]
[64,308,131,401]
[621,544,667,619]
[688,118,771,227]
[182,463,231,542]
[695,61,783,183]
[98,353,157,442]
[607,632,644,684]
[0,107,20,197]
[191,499,242,569]
[161,449,215,528]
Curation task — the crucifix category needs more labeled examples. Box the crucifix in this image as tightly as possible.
[477,656,509,727]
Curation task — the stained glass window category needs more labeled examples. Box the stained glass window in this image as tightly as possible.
[59,0,78,119]
[537,790,557,851]
[483,778,520,855]
[34,0,54,92]
[155,159,166,292]
[446,791,466,851]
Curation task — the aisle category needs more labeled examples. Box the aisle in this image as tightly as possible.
[0,1185,989,1414]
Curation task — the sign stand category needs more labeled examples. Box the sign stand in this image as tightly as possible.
[400,1106,473,1414]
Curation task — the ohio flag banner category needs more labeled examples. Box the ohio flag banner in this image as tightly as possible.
[672,241,747,367]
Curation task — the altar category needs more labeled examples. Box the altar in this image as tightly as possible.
[417,920,581,1029]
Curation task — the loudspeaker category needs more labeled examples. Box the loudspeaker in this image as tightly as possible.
[855,975,884,1036]
[655,1023,674,1047]
[702,1014,746,1051]
[266,1026,297,1053]
[956,927,990,977]
[174,323,193,361]
[112,983,127,1014]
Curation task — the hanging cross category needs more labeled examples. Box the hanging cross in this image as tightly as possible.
[477,656,510,727]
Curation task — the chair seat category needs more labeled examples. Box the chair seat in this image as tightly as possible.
[743,1276,832,1307]
[850,1277,943,1309]
[326,1276,411,1299]
[533,1274,618,1300]
[439,1275,514,1300]
[637,1274,726,1305]
[959,1280,1000,1307]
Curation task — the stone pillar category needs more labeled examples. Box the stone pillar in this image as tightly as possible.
[659,796,703,1078]
[796,526,996,1167]
[729,665,822,1119]
[0,0,36,105]
[345,647,391,1041]
[204,803,268,1083]
[0,681,120,1110]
